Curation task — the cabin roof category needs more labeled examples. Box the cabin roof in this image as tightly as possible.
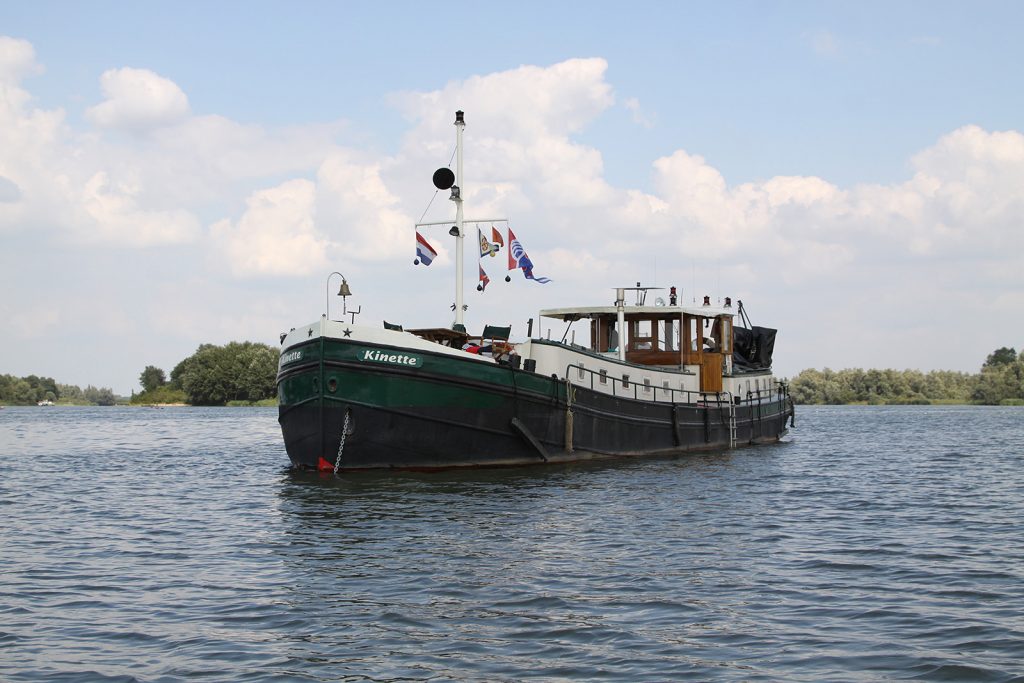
[539,305,735,321]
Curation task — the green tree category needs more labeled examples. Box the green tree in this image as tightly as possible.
[58,383,85,402]
[139,365,167,392]
[972,361,1024,404]
[984,347,1017,368]
[83,385,117,406]
[11,379,37,404]
[790,368,825,404]
[174,341,278,405]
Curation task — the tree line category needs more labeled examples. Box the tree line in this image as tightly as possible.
[789,347,1024,405]
[0,374,116,406]
[2,341,278,407]
[133,341,278,406]
[9,343,1019,408]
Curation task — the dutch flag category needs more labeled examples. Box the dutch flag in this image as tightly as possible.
[415,231,438,266]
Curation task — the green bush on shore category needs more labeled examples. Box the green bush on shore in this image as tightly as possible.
[789,347,1024,405]
[226,397,278,407]
[130,341,279,407]
[130,386,188,405]
[0,375,118,406]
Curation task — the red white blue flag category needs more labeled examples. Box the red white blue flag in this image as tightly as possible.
[507,228,551,284]
[415,231,437,266]
[478,264,490,292]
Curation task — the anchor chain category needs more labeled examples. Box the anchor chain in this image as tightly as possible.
[333,409,351,474]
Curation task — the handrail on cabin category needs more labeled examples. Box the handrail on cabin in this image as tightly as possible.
[562,362,789,408]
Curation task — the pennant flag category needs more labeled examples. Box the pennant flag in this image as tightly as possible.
[477,264,490,292]
[414,231,437,266]
[491,226,504,249]
[478,227,499,258]
[507,227,516,272]
[508,228,551,284]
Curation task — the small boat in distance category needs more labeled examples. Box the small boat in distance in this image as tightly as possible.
[276,111,795,471]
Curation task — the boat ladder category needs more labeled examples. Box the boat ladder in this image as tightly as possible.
[727,395,737,449]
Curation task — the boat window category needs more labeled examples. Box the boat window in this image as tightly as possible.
[599,369,607,384]
[630,319,653,350]
[658,321,668,351]
[622,374,629,388]
[663,380,670,389]
[643,378,651,392]
[687,317,699,351]
[577,363,585,380]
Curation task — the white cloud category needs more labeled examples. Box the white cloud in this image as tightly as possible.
[86,67,190,130]
[0,175,19,202]
[210,179,328,277]
[78,170,201,246]
[391,58,616,215]
[314,150,414,263]
[0,36,43,83]
[394,58,614,138]
[624,97,655,128]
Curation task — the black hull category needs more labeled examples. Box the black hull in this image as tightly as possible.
[278,339,794,472]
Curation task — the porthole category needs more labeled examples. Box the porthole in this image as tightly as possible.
[328,378,338,393]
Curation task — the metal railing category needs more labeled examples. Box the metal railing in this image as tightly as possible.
[563,362,791,408]
[564,363,725,406]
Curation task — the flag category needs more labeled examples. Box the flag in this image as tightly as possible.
[507,227,516,272]
[507,228,551,284]
[415,231,437,266]
[491,226,504,249]
[478,264,490,292]
[478,227,498,258]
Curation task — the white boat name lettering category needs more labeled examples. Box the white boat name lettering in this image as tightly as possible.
[280,351,303,364]
[360,349,422,367]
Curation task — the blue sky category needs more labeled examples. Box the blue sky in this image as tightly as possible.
[2,1,1022,393]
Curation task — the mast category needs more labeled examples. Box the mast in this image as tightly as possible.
[417,110,505,328]
[453,110,465,327]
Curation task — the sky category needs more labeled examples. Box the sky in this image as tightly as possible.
[1,1,1022,394]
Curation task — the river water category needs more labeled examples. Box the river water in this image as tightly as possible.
[1,405,1022,682]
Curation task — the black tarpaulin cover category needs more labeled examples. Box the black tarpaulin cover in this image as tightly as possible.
[732,326,777,369]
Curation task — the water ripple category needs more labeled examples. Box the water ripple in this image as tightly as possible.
[1,405,1023,681]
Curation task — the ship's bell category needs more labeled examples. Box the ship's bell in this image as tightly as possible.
[337,280,352,298]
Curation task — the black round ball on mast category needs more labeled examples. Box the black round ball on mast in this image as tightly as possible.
[432,168,455,190]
